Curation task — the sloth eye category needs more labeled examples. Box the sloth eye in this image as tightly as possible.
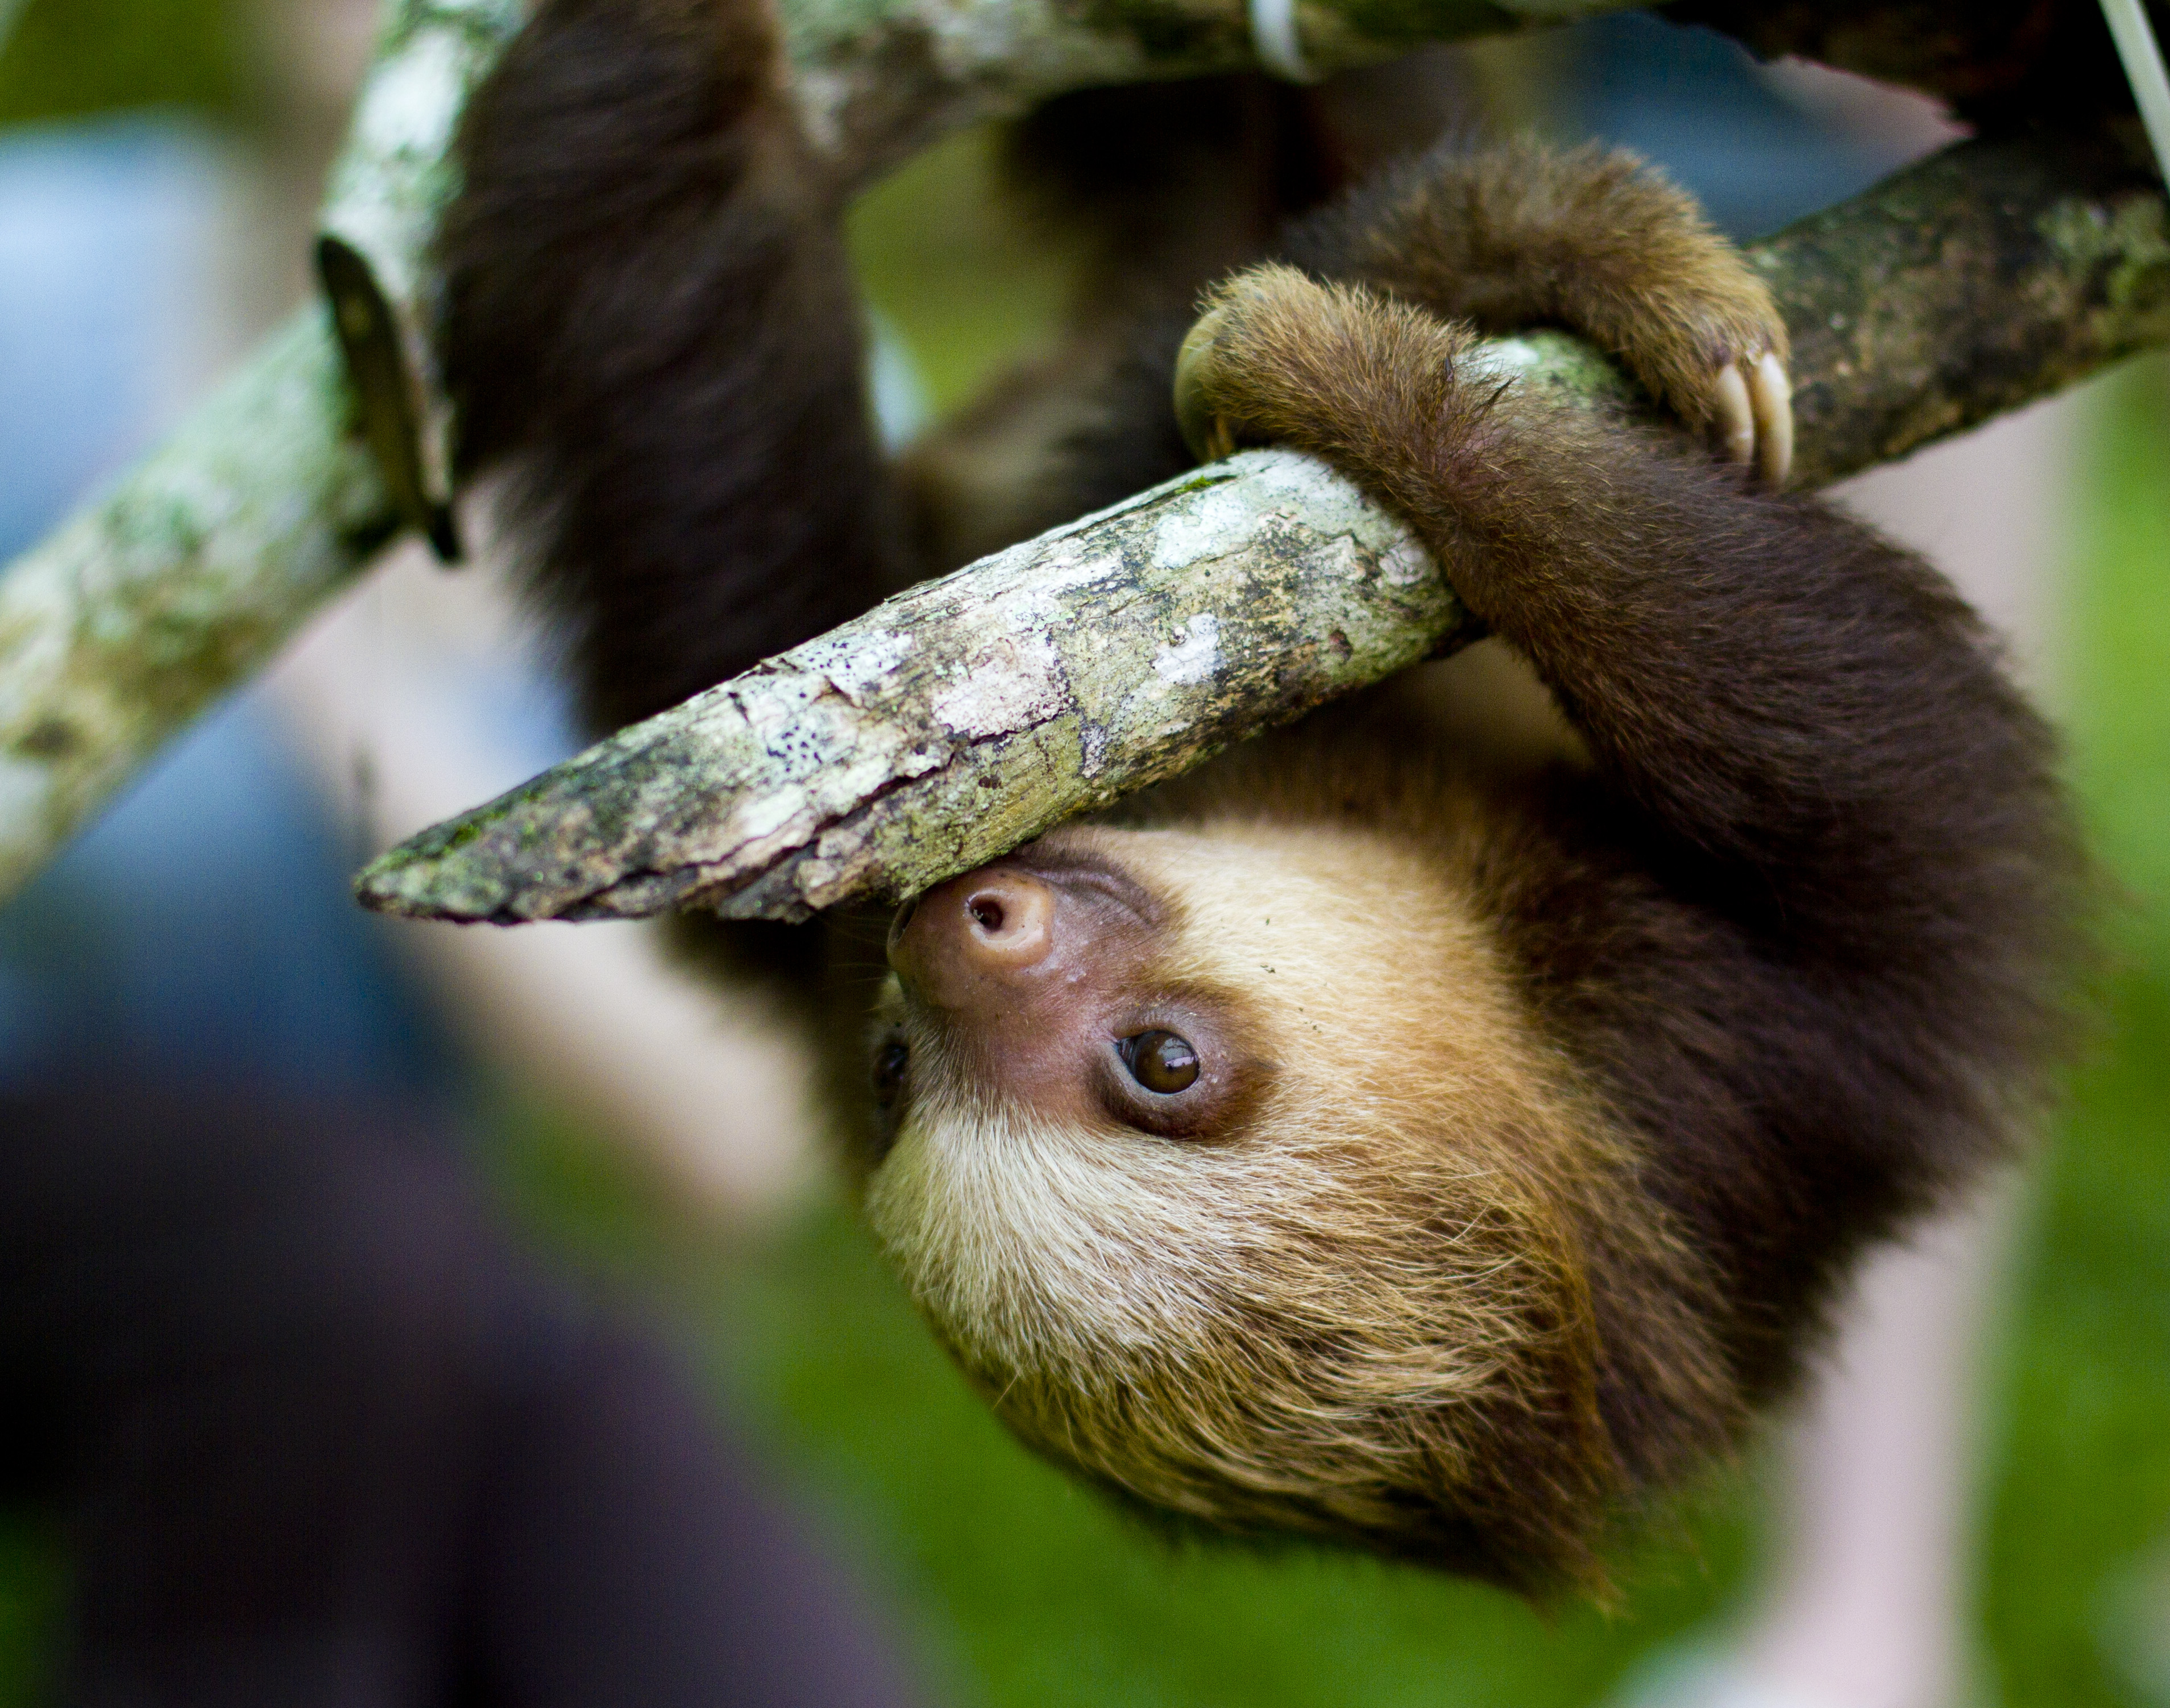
[1119,1029,1200,1094]
[872,1036,910,1108]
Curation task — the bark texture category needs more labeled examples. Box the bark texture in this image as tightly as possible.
[0,313,388,899]
[355,131,2170,927]
[367,451,1474,924]
[1768,134,2170,484]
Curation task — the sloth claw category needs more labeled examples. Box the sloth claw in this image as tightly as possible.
[1712,361,1756,468]
[1702,347,1793,485]
[1751,350,1794,485]
[1174,304,1239,464]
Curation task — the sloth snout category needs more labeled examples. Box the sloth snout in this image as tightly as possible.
[888,866,1056,1009]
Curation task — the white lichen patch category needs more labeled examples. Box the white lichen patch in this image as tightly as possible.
[351,28,472,164]
[806,626,915,704]
[728,675,829,748]
[1244,450,1404,547]
[1150,479,1269,571]
[1031,548,1127,602]
[767,688,885,781]
[1152,613,1221,686]
[978,560,1109,635]
[931,629,1063,737]
[1377,535,1437,587]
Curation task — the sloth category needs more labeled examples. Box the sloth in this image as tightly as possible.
[441,0,2090,1592]
[860,259,2078,1590]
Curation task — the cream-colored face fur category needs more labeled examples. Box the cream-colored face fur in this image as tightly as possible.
[864,820,1619,1563]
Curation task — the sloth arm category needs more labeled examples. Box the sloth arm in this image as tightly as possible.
[1185,263,2064,973]
[916,136,1801,576]
[1182,265,2080,1389]
[440,0,909,736]
[444,11,1313,721]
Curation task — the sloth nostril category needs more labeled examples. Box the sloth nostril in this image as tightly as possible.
[898,869,1054,993]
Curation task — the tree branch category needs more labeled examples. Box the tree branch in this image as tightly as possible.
[0,313,390,899]
[0,0,1645,905]
[355,131,2170,927]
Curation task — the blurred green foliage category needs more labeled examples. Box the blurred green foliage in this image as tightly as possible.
[0,1518,57,1708]
[847,126,1083,418]
[0,0,251,131]
[0,11,231,1681]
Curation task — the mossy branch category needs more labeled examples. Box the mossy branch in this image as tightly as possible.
[356,131,2170,926]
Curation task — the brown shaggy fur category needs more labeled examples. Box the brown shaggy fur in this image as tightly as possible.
[864,802,1743,1590]
[439,0,2094,1593]
[939,260,2084,1584]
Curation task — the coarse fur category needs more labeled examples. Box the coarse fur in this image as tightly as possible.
[440,0,2094,1594]
[440,0,909,734]
[865,812,1739,1588]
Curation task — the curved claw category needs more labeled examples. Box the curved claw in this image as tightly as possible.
[1173,306,1238,464]
[1712,361,1756,467]
[1750,350,1794,486]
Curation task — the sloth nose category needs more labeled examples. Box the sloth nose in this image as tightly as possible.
[887,866,1057,1008]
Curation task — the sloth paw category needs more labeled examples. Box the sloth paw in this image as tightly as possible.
[1179,258,1795,485]
[1601,267,1793,485]
[1173,265,1397,466]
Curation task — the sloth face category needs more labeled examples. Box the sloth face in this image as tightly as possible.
[861,823,1620,1576]
[872,824,1503,1161]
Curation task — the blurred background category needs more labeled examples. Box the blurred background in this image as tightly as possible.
[0,2,2165,1704]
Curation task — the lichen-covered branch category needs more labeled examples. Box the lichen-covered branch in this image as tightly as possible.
[1766,134,2170,485]
[0,0,510,904]
[316,0,527,547]
[782,0,1640,182]
[356,131,2170,928]
[0,312,391,899]
[368,451,1475,924]
[0,0,1649,908]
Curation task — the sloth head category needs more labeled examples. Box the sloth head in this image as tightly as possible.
[862,822,1715,1589]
